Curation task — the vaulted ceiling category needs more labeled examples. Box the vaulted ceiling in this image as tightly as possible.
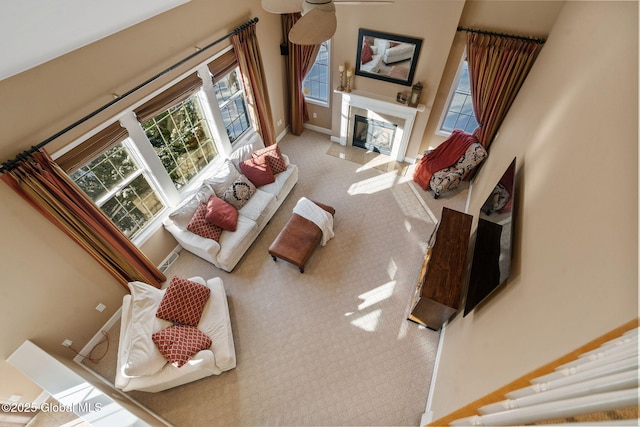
[0,0,189,81]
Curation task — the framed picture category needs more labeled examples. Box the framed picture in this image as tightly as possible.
[355,28,422,86]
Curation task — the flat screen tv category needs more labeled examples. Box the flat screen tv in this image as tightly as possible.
[464,158,516,316]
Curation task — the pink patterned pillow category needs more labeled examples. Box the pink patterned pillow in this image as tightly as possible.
[251,144,287,174]
[156,277,211,326]
[152,324,212,367]
[187,203,223,241]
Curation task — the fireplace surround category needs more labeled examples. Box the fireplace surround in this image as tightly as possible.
[333,89,426,162]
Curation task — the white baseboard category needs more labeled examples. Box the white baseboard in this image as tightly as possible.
[303,123,331,135]
[420,410,434,426]
[330,135,341,144]
[423,322,447,425]
[73,307,122,364]
[404,156,417,164]
[276,126,290,143]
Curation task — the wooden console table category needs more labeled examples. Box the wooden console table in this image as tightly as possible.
[408,207,472,330]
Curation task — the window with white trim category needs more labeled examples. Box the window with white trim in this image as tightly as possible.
[64,58,251,242]
[141,94,218,189]
[302,40,330,105]
[440,57,478,134]
[70,142,165,238]
[214,68,251,143]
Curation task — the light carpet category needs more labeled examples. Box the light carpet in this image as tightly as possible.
[82,130,469,427]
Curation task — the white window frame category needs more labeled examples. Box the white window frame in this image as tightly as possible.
[53,50,251,246]
[212,68,252,145]
[302,40,330,107]
[122,141,174,243]
[437,52,476,137]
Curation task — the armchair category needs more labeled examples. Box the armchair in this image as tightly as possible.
[115,277,236,392]
[413,130,487,198]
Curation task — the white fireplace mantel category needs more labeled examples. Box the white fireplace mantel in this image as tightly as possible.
[333,89,427,162]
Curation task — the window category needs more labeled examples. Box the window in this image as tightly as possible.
[63,52,252,243]
[440,58,478,134]
[302,41,330,105]
[141,95,218,189]
[214,69,250,143]
[70,143,164,238]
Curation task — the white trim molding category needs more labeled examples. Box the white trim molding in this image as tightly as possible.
[336,89,425,163]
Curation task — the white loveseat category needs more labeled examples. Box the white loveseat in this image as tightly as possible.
[115,277,235,392]
[163,130,298,272]
[360,38,416,74]
[382,41,415,65]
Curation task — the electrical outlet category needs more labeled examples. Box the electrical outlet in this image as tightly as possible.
[62,339,73,347]
[312,112,317,118]
[96,303,106,312]
[277,119,283,127]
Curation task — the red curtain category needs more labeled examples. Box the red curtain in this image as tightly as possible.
[1,151,165,290]
[466,32,543,149]
[282,13,321,136]
[232,25,277,146]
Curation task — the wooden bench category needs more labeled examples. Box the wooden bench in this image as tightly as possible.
[268,201,335,273]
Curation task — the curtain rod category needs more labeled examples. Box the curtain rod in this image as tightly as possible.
[457,26,546,44]
[0,17,259,174]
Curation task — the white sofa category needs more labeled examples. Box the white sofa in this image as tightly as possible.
[382,41,415,65]
[360,38,416,74]
[115,277,235,392]
[163,130,298,272]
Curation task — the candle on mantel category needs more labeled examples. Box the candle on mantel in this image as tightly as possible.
[339,64,345,72]
[346,69,352,77]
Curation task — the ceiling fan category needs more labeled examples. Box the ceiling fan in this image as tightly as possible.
[262,0,395,45]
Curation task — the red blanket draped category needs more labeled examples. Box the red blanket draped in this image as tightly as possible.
[412,130,479,190]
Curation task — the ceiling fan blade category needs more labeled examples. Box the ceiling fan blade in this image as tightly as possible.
[262,0,302,14]
[288,8,337,45]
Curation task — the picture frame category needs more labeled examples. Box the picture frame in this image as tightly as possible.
[355,28,422,86]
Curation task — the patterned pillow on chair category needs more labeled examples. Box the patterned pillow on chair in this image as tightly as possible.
[152,324,212,367]
[454,143,488,178]
[429,167,464,198]
[156,276,211,326]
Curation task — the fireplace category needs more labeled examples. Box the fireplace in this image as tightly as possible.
[353,115,397,156]
[334,90,427,162]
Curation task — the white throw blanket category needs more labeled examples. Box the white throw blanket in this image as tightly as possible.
[292,197,334,246]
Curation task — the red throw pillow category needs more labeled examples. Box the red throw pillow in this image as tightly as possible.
[361,43,373,64]
[156,277,211,326]
[152,324,212,367]
[251,144,287,174]
[205,195,238,231]
[187,203,223,241]
[240,155,275,187]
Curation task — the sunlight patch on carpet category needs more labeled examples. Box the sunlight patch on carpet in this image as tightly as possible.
[357,281,397,311]
[350,309,382,332]
[348,171,401,195]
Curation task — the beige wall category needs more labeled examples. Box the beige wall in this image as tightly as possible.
[422,0,564,152]
[429,0,638,420]
[0,0,285,403]
[2,0,636,416]
[325,0,466,158]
